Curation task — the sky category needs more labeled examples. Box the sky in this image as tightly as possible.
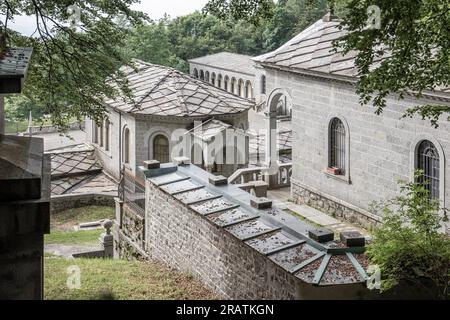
[4,0,210,36]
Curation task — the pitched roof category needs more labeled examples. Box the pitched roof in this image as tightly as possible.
[106,60,254,117]
[254,14,359,78]
[0,47,32,79]
[189,52,256,75]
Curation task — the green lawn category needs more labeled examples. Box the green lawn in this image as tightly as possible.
[45,256,217,300]
[45,229,103,245]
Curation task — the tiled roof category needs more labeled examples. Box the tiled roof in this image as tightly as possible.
[189,52,255,75]
[0,47,32,78]
[51,173,117,196]
[50,150,102,178]
[254,14,359,78]
[188,119,239,142]
[106,60,254,117]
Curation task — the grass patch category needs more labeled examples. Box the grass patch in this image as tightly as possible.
[44,256,218,300]
[45,229,103,245]
[52,206,115,230]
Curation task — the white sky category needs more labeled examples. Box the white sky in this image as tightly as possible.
[4,0,210,36]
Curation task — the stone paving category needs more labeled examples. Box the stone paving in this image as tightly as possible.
[267,188,369,237]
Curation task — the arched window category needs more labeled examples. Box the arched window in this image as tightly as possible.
[224,76,229,91]
[417,140,440,199]
[99,122,104,147]
[217,74,223,88]
[92,121,98,144]
[193,68,199,79]
[153,135,170,164]
[245,81,253,99]
[104,119,110,151]
[261,75,266,94]
[123,127,130,164]
[231,78,236,94]
[211,73,216,86]
[329,118,346,175]
[200,70,205,81]
[205,71,210,83]
[238,79,245,97]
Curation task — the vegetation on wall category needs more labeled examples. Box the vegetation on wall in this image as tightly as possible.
[367,172,450,299]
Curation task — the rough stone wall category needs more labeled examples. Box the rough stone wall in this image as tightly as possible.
[50,193,114,214]
[143,179,297,300]
[265,68,450,231]
[120,204,145,247]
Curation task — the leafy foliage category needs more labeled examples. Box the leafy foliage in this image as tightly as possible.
[1,0,148,131]
[334,0,450,127]
[205,0,450,127]
[367,172,450,299]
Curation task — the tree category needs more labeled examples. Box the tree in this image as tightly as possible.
[204,0,450,127]
[367,172,450,299]
[1,0,148,131]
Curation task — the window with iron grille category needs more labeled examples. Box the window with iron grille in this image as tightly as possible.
[417,140,440,199]
[153,134,170,163]
[329,118,346,175]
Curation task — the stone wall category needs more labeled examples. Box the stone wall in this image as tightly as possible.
[50,193,115,214]
[291,179,382,230]
[143,181,298,299]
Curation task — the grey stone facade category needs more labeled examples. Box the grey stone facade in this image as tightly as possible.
[264,68,449,231]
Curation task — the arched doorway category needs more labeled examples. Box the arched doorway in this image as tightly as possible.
[266,89,292,169]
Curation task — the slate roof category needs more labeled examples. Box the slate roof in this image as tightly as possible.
[106,60,254,117]
[254,14,359,78]
[144,163,369,287]
[48,144,117,196]
[189,52,256,76]
[0,47,32,79]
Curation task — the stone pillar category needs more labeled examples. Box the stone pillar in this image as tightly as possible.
[100,220,114,258]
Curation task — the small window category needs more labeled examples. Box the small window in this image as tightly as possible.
[193,69,199,79]
[224,76,229,91]
[261,75,266,94]
[153,135,170,163]
[329,118,346,175]
[92,121,98,144]
[99,122,104,147]
[417,140,440,199]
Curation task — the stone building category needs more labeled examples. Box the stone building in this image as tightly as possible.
[85,60,254,180]
[254,13,450,231]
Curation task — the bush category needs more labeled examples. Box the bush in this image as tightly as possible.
[367,171,450,299]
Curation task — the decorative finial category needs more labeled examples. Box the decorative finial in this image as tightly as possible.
[102,219,113,235]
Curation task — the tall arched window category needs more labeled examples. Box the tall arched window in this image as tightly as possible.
[245,81,253,99]
[200,70,205,81]
[193,69,199,79]
[123,127,130,164]
[211,73,216,86]
[205,71,210,83]
[217,74,223,88]
[261,75,266,94]
[329,118,346,175]
[99,122,104,147]
[92,121,98,144]
[231,78,236,94]
[153,135,170,163]
[104,119,110,151]
[417,140,440,199]
[238,79,244,97]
